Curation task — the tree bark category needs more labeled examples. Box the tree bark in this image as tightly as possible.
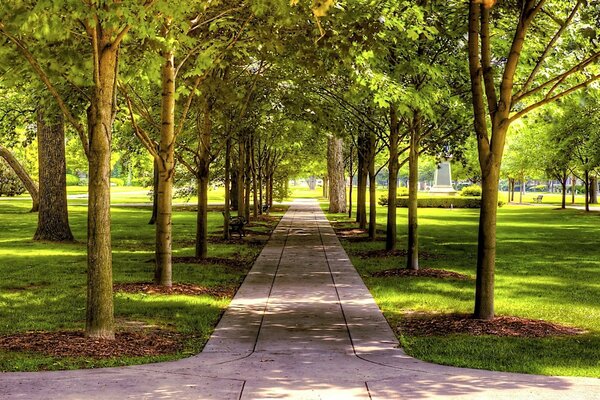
[0,145,39,212]
[407,127,419,271]
[237,137,245,217]
[223,137,231,239]
[356,131,368,228]
[154,48,176,286]
[149,158,158,224]
[34,111,74,241]
[85,31,119,339]
[196,99,212,259]
[368,133,377,240]
[584,170,590,212]
[571,175,576,204]
[244,135,251,221]
[590,176,598,204]
[386,105,399,251]
[251,138,258,218]
[328,136,347,213]
[561,171,567,209]
[348,145,354,219]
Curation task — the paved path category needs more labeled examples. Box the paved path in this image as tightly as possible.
[1,200,599,399]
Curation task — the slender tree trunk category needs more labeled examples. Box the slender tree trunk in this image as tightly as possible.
[0,145,39,212]
[328,136,347,213]
[237,137,245,218]
[585,170,590,212]
[386,105,399,251]
[590,176,598,204]
[251,138,258,217]
[224,137,231,239]
[322,175,328,198]
[407,128,419,271]
[571,175,576,204]
[561,172,567,209]
[244,136,251,221]
[231,169,239,210]
[154,49,176,286]
[368,133,377,240]
[519,179,523,203]
[510,178,515,202]
[86,33,120,339]
[269,172,274,207]
[356,132,368,228]
[349,145,354,219]
[34,111,74,241]
[195,100,212,258]
[149,158,158,224]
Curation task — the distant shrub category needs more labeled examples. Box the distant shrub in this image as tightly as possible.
[460,185,482,197]
[396,197,481,208]
[530,184,547,192]
[77,177,88,186]
[0,160,25,197]
[378,195,388,206]
[65,174,80,186]
[398,187,409,197]
[110,177,125,187]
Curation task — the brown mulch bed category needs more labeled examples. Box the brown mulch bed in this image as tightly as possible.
[171,256,249,269]
[371,267,471,280]
[351,249,440,260]
[0,330,185,358]
[114,282,235,298]
[398,313,585,338]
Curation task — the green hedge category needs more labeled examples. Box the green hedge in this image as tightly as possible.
[395,196,504,208]
[460,185,482,197]
[65,174,80,186]
[110,177,125,187]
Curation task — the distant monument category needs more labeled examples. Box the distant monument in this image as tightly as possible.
[430,161,457,195]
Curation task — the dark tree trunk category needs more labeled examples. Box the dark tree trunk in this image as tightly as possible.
[386,105,399,251]
[269,172,274,207]
[34,111,74,242]
[0,145,39,212]
[328,137,347,213]
[571,175,576,204]
[585,170,590,212]
[231,169,239,210]
[251,138,258,217]
[348,145,354,219]
[223,137,231,239]
[561,172,567,209]
[590,176,598,204]
[244,136,251,221]
[356,131,368,228]
[407,127,419,271]
[195,99,212,259]
[368,133,377,240]
[237,138,245,218]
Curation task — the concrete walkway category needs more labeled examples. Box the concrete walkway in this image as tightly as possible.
[1,200,599,399]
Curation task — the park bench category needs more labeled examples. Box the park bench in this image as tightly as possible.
[532,195,543,204]
[223,212,248,238]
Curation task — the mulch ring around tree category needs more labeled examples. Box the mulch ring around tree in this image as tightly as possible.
[352,249,440,261]
[371,267,471,280]
[114,282,235,298]
[398,313,585,338]
[0,330,186,358]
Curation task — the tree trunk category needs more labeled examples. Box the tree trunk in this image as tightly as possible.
[386,105,399,251]
[195,99,212,259]
[154,49,176,286]
[348,145,354,219]
[590,176,598,204]
[322,175,328,198]
[407,128,419,271]
[368,133,377,240]
[269,172,274,207]
[519,179,523,203]
[510,178,515,202]
[584,170,590,212]
[561,172,567,209]
[224,137,231,239]
[0,145,39,212]
[328,137,347,213]
[86,33,119,339]
[231,169,239,210]
[237,138,245,218]
[308,176,316,190]
[34,111,73,241]
[474,161,500,320]
[244,136,251,221]
[251,138,258,217]
[356,132,368,228]
[571,175,576,204]
[149,158,158,224]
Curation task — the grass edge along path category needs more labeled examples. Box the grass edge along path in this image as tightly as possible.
[0,199,286,372]
[324,202,600,378]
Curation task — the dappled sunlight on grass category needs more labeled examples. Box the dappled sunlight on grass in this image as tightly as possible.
[325,201,600,377]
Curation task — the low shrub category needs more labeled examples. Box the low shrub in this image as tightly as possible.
[460,185,482,197]
[378,195,388,206]
[65,174,80,186]
[110,177,125,187]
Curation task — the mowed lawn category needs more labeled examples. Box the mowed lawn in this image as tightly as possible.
[326,202,600,377]
[0,197,282,371]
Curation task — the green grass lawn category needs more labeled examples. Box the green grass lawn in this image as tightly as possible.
[325,201,600,378]
[0,198,284,372]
